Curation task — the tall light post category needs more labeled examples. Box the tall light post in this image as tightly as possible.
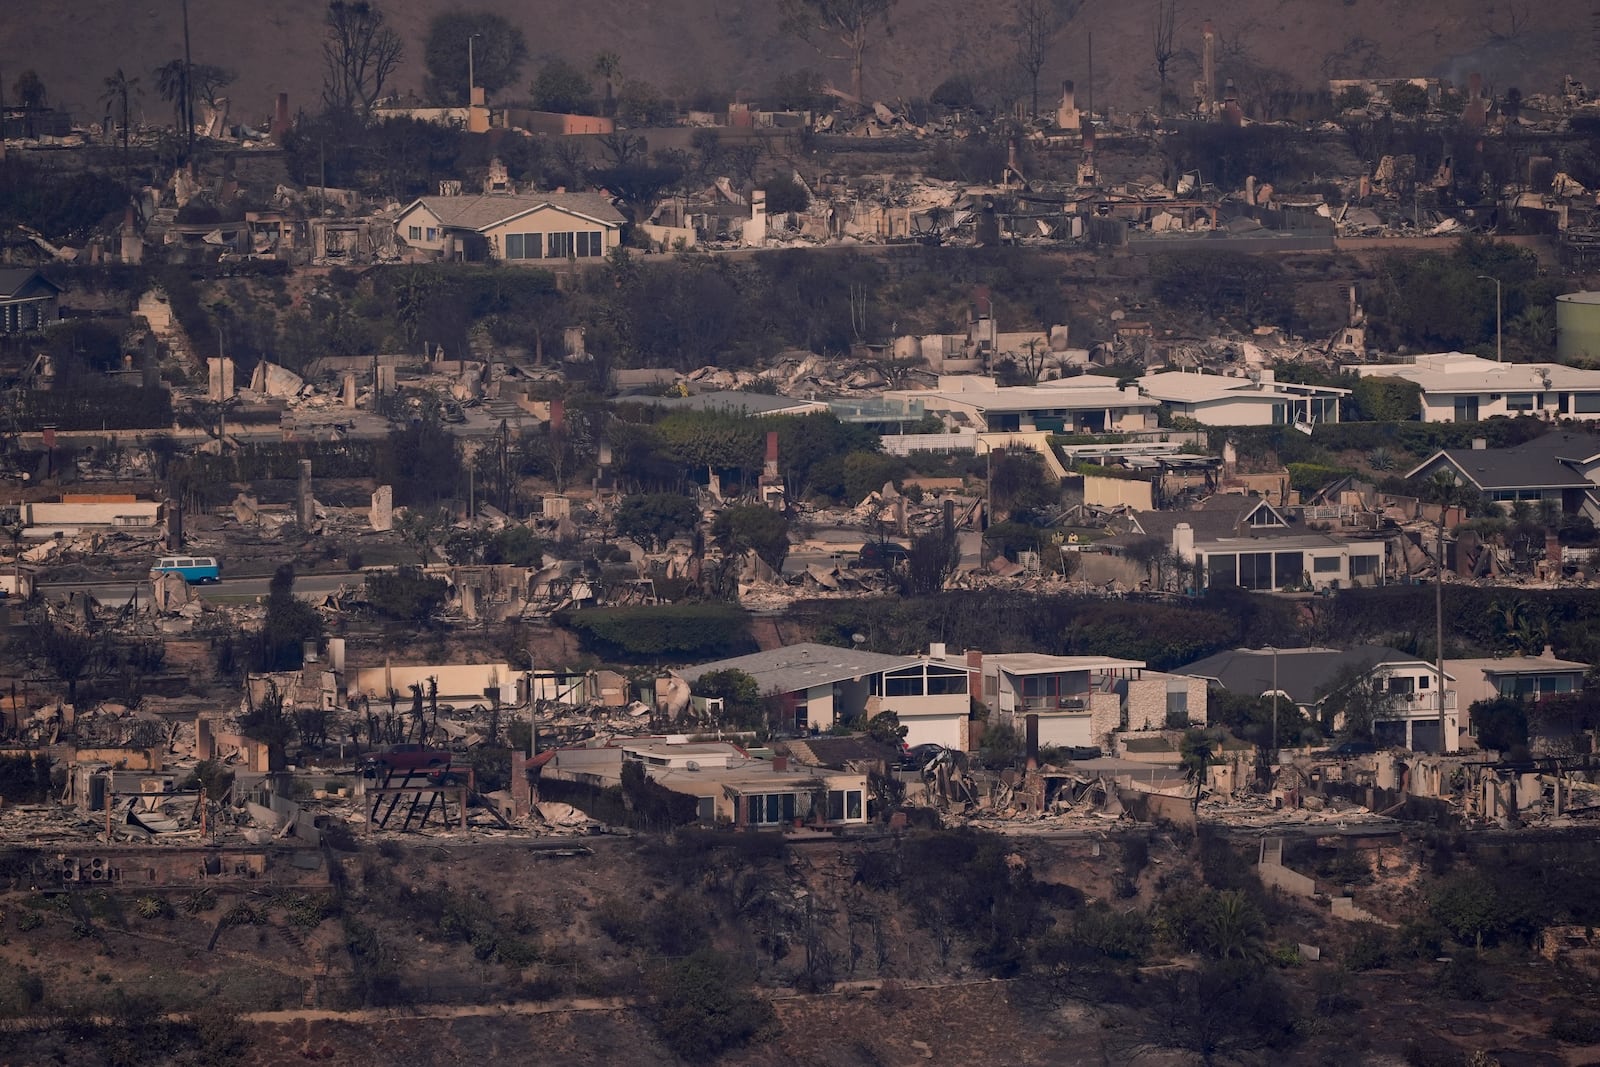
[467,32,482,105]
[1265,645,1279,776]
[1477,274,1503,363]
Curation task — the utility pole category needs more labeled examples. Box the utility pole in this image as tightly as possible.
[1436,502,1448,752]
[181,0,194,157]
[467,32,482,105]
[1270,645,1279,764]
[1477,275,1503,362]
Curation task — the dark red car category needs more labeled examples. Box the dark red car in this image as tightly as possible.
[361,744,452,776]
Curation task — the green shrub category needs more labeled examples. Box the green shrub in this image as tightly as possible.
[1551,1012,1600,1044]
[1343,928,1390,971]
[559,603,756,660]
[649,949,775,1061]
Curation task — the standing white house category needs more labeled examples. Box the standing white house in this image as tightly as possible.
[1137,369,1347,427]
[394,193,626,264]
[1343,352,1600,422]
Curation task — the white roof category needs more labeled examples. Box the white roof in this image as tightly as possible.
[1447,655,1590,676]
[1344,353,1600,393]
[1138,370,1349,404]
[984,653,1147,675]
[901,381,1156,414]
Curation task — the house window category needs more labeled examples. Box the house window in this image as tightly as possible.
[1506,393,1536,412]
[1207,554,1238,587]
[1313,556,1340,573]
[794,701,808,732]
[1575,394,1600,414]
[425,227,439,241]
[926,665,968,695]
[548,231,575,258]
[1166,689,1188,719]
[577,231,603,257]
[1350,554,1380,579]
[1273,551,1304,587]
[884,669,923,697]
[505,233,523,259]
[407,225,422,241]
[1248,506,1284,528]
[1419,675,1430,690]
[1388,676,1415,696]
[1453,397,1479,421]
[826,789,864,821]
[984,675,998,697]
[1238,552,1273,590]
[747,793,796,826]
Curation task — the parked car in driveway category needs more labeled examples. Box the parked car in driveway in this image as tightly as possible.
[360,744,452,777]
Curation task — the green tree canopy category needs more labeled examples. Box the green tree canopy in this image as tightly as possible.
[1388,81,1429,117]
[615,493,700,550]
[1469,696,1529,753]
[713,505,791,570]
[423,11,528,104]
[530,59,594,113]
[364,567,450,624]
[1350,376,1422,422]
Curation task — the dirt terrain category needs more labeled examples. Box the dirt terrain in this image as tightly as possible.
[7,0,1593,131]
[0,832,1597,1065]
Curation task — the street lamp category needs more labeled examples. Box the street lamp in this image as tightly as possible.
[467,33,483,105]
[1476,275,1502,363]
[1265,645,1279,773]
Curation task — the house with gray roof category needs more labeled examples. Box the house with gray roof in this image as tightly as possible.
[679,642,978,750]
[1105,494,1387,592]
[394,193,626,264]
[1406,431,1600,520]
[0,268,60,334]
[1175,644,1459,752]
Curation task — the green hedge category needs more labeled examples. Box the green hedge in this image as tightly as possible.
[558,603,756,661]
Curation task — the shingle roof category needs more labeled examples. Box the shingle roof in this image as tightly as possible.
[679,642,921,695]
[1406,431,1600,491]
[1173,644,1428,705]
[1128,496,1291,543]
[408,193,625,231]
[0,268,60,299]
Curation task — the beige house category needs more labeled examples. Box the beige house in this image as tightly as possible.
[394,193,626,264]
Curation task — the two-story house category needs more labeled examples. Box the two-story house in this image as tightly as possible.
[1175,644,1458,752]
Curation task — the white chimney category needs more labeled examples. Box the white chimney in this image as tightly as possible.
[929,642,947,659]
[1172,522,1196,563]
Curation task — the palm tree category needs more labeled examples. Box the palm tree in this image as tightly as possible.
[154,59,189,137]
[1181,729,1216,815]
[101,68,141,162]
[593,51,621,116]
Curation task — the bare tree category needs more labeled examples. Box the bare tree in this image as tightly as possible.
[781,0,898,106]
[1479,1,1532,43]
[1016,0,1081,118]
[321,0,403,116]
[1151,0,1179,114]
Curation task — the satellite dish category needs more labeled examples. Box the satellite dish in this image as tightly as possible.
[851,633,867,645]
[685,761,700,771]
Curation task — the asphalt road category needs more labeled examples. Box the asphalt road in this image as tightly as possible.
[37,572,359,604]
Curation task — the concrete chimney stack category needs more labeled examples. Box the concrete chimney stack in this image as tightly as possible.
[1172,522,1196,563]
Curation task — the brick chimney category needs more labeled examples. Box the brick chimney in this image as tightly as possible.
[967,649,984,700]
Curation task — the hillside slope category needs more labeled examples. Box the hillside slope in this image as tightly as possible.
[3,0,1595,129]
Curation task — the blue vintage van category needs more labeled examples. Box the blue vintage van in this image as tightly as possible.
[150,556,222,583]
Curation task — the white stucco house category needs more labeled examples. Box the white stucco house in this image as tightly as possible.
[1138,369,1346,427]
[678,642,978,750]
[1343,352,1600,423]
